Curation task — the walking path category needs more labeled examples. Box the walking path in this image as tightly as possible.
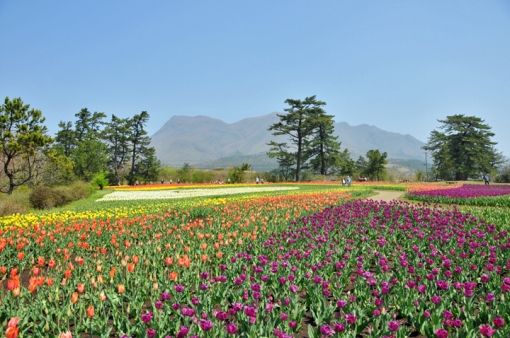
[368,190,406,202]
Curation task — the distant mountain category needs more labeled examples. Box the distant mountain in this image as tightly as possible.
[151,112,426,167]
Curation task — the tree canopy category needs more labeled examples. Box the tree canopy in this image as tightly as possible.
[423,114,504,180]
[0,97,53,194]
[268,96,326,181]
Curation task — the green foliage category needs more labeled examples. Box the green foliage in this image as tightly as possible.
[37,148,75,186]
[72,138,109,181]
[0,96,54,194]
[29,186,61,209]
[268,95,326,181]
[0,200,28,216]
[68,181,93,199]
[192,170,215,183]
[177,163,194,183]
[92,172,109,190]
[495,163,510,183]
[127,111,152,185]
[415,171,425,182]
[240,163,251,171]
[365,149,388,181]
[103,115,131,185]
[135,147,161,183]
[305,110,342,175]
[337,149,356,176]
[355,155,368,176]
[29,182,92,209]
[228,166,245,183]
[423,114,504,180]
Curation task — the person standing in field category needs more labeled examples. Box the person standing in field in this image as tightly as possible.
[483,174,490,185]
[342,177,346,187]
[346,176,352,187]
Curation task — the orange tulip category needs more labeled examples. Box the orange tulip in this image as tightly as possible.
[48,260,56,269]
[77,283,85,293]
[201,243,207,250]
[60,331,72,338]
[8,318,20,327]
[110,267,116,278]
[169,271,178,281]
[28,282,37,293]
[99,291,107,302]
[0,266,7,274]
[32,267,40,275]
[201,254,208,262]
[127,263,135,273]
[117,284,125,294]
[86,305,94,318]
[6,326,19,338]
[37,256,45,266]
[17,252,24,260]
[216,252,223,259]
[71,292,79,304]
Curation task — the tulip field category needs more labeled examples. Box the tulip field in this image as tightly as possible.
[407,184,510,207]
[1,182,510,337]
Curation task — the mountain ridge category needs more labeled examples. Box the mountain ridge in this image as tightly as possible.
[150,112,426,167]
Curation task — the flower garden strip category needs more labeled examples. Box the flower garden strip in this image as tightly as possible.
[96,187,300,202]
[0,185,371,229]
[407,185,510,207]
[2,185,510,337]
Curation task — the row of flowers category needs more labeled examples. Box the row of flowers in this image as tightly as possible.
[2,186,510,337]
[96,186,300,202]
[0,185,370,229]
[407,184,510,207]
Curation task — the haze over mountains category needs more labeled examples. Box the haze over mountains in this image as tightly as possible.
[151,113,426,169]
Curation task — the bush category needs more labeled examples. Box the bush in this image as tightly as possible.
[52,186,74,207]
[69,181,92,200]
[92,172,109,190]
[29,186,60,209]
[0,200,28,216]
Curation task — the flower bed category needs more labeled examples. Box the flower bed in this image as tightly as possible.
[97,186,299,202]
[407,184,510,207]
[2,192,509,337]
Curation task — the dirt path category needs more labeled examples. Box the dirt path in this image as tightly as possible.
[368,190,406,202]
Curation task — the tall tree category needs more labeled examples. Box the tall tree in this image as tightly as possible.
[135,147,161,183]
[355,155,368,176]
[74,108,106,143]
[103,115,131,185]
[305,110,341,175]
[54,121,75,157]
[128,111,151,185]
[338,149,356,176]
[423,115,504,180]
[72,139,109,181]
[0,97,53,194]
[267,96,326,181]
[365,149,388,180]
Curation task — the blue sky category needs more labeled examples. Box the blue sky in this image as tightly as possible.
[1,1,509,158]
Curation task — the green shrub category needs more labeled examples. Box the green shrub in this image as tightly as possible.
[52,186,74,207]
[69,181,92,200]
[0,200,28,216]
[92,172,109,190]
[29,186,59,209]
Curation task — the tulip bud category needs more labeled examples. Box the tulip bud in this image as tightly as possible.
[87,305,94,318]
[13,287,21,297]
[153,283,159,291]
[99,291,107,302]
